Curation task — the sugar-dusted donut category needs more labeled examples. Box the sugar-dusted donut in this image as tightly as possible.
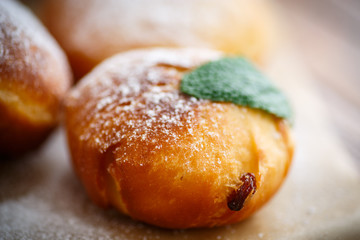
[0,0,72,157]
[65,48,293,228]
[39,0,280,78]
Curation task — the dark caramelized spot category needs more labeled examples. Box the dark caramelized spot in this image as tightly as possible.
[119,101,131,106]
[227,173,257,211]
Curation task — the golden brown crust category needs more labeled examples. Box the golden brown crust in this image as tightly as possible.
[65,48,293,228]
[39,0,280,79]
[0,0,72,156]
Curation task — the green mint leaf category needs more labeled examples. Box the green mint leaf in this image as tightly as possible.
[180,57,293,121]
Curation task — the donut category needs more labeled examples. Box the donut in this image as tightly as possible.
[0,0,72,157]
[38,0,280,79]
[65,48,293,228]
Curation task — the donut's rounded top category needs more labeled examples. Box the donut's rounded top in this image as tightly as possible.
[0,0,72,155]
[0,0,71,99]
[66,48,222,153]
[40,0,279,78]
[65,48,293,229]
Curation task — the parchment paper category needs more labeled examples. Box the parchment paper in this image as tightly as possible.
[1,45,359,240]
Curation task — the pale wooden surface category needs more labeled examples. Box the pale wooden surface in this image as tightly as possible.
[277,0,360,166]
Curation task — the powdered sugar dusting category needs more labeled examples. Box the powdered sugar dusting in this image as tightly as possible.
[0,0,71,96]
[67,48,223,157]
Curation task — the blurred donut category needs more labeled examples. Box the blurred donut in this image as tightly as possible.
[65,48,293,228]
[39,0,280,79]
[0,0,72,157]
